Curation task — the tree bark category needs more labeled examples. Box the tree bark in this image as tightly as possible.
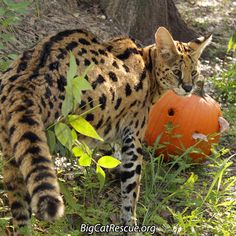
[100,0,197,45]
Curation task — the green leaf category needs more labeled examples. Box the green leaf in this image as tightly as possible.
[68,115,103,141]
[78,153,91,166]
[98,156,121,169]
[72,146,84,157]
[55,122,72,149]
[96,165,105,190]
[74,76,92,91]
[71,129,77,145]
[47,130,56,153]
[67,52,77,80]
[71,78,82,106]
[227,32,236,52]
[61,93,73,117]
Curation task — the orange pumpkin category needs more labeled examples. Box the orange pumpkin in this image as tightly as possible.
[145,90,222,160]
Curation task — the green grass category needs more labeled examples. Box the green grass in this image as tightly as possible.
[1,142,235,235]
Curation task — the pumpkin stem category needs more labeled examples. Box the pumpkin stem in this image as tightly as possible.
[192,78,206,97]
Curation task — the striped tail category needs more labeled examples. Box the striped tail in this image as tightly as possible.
[7,102,64,221]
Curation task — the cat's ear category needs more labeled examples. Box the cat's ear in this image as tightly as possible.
[188,35,212,59]
[155,27,179,63]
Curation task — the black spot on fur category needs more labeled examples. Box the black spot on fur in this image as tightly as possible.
[32,183,55,197]
[90,49,99,56]
[137,148,143,155]
[9,75,19,82]
[141,117,146,128]
[16,86,28,92]
[49,101,54,109]
[31,155,51,165]
[25,165,50,183]
[91,37,99,43]
[34,172,55,182]
[123,163,134,168]
[1,95,6,103]
[13,213,29,221]
[92,57,98,64]
[79,100,86,110]
[114,97,122,110]
[78,48,87,56]
[65,41,78,51]
[49,61,60,71]
[92,74,105,89]
[37,195,60,218]
[123,64,130,72]
[124,206,131,211]
[41,97,46,108]
[104,123,112,136]
[9,125,16,138]
[106,45,113,52]
[112,61,119,69]
[87,96,94,108]
[109,87,115,102]
[44,87,52,99]
[98,49,107,56]
[126,182,137,193]
[84,58,91,66]
[19,115,38,126]
[11,201,23,210]
[99,94,107,110]
[117,48,139,60]
[17,62,27,73]
[85,113,94,122]
[55,111,60,119]
[135,165,142,175]
[57,75,67,92]
[57,48,67,59]
[45,74,53,86]
[20,131,41,143]
[121,170,135,182]
[125,83,132,96]
[108,71,118,82]
[79,38,90,45]
[96,117,103,129]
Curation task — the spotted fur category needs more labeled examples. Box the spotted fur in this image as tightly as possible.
[0,27,211,230]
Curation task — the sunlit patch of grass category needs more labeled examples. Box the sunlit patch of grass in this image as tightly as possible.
[139,145,236,235]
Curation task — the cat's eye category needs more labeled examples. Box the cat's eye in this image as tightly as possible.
[191,70,198,77]
[173,69,182,79]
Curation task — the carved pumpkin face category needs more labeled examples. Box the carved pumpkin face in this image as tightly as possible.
[145,90,222,160]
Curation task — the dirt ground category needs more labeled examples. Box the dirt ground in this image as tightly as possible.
[7,0,236,57]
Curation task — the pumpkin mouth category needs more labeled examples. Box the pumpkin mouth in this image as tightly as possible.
[168,108,175,116]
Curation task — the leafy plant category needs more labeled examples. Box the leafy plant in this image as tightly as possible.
[0,0,30,71]
[227,31,236,53]
[46,52,121,190]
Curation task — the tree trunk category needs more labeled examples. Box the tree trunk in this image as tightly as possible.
[99,0,197,45]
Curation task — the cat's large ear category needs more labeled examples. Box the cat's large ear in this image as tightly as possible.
[155,27,179,63]
[188,35,212,59]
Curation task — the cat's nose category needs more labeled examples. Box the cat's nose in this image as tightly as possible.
[182,84,193,93]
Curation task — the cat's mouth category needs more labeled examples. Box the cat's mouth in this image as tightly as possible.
[172,87,191,96]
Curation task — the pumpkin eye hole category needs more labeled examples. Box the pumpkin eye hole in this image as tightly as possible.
[191,70,198,77]
[168,108,175,116]
[173,70,182,79]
